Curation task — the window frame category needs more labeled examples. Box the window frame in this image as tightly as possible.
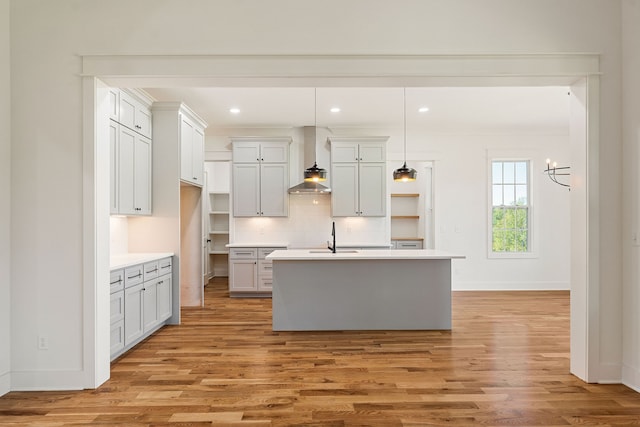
[487,152,538,259]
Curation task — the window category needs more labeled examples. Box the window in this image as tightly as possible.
[491,160,530,253]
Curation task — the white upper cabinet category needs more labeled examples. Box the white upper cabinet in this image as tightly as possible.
[231,137,290,217]
[329,137,388,217]
[180,114,205,186]
[152,102,207,187]
[109,89,154,216]
[119,90,152,139]
[116,124,152,215]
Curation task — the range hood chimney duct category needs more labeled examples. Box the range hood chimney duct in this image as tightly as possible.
[288,126,331,194]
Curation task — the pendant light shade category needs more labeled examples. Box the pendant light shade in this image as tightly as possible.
[303,88,327,182]
[393,162,418,182]
[394,88,417,182]
[304,161,327,182]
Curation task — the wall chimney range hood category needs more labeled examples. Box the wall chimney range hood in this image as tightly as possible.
[288,126,331,194]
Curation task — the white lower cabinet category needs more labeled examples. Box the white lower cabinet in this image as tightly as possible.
[110,256,173,360]
[228,246,284,296]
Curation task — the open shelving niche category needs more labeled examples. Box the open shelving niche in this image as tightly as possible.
[390,193,424,249]
[204,161,231,279]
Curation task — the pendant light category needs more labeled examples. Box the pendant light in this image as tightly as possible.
[393,88,417,182]
[303,89,327,182]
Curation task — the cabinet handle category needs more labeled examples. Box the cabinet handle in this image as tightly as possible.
[193,177,198,180]
[127,273,142,279]
[110,278,122,285]
[161,264,171,269]
[146,268,158,274]
[157,280,164,285]
[135,124,141,129]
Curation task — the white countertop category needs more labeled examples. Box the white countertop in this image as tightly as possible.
[266,249,465,261]
[110,252,174,270]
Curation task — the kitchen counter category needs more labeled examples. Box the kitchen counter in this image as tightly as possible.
[270,249,464,331]
[266,249,463,261]
[110,252,174,270]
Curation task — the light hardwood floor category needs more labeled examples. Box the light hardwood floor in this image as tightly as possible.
[1,278,640,426]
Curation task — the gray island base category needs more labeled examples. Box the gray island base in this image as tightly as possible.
[267,249,464,331]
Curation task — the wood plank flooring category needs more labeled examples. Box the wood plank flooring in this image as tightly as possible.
[2,278,640,426]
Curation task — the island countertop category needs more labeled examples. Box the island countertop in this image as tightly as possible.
[266,249,465,261]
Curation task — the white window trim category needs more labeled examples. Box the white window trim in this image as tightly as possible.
[487,149,539,260]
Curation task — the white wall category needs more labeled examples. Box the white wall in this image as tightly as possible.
[7,0,625,390]
[622,0,640,392]
[0,0,11,397]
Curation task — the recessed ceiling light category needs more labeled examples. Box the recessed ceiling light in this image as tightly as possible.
[229,108,240,114]
[418,107,430,113]
[330,107,341,113]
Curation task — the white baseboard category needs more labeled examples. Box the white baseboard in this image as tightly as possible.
[597,362,622,384]
[452,280,570,291]
[622,364,640,392]
[10,369,85,391]
[0,370,9,396]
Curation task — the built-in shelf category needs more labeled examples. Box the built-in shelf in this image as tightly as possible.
[208,192,230,258]
[390,193,422,248]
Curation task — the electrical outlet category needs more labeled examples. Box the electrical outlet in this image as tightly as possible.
[38,336,48,350]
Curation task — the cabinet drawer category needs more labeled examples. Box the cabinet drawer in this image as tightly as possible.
[230,248,258,259]
[110,269,125,293]
[110,290,125,324]
[258,260,273,276]
[124,264,144,287]
[258,276,273,291]
[258,247,284,259]
[159,257,173,275]
[394,240,423,249]
[143,261,159,281]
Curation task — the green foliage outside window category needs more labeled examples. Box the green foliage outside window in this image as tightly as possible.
[492,207,528,252]
[491,160,530,253]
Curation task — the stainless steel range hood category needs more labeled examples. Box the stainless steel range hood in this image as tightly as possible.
[288,126,331,194]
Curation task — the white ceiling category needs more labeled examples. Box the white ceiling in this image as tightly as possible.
[143,86,570,133]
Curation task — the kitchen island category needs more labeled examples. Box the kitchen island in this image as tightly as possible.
[266,249,464,331]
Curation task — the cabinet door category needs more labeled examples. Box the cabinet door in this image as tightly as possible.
[109,120,119,214]
[143,280,159,332]
[260,163,288,217]
[331,163,359,217]
[331,142,359,163]
[117,126,137,215]
[110,290,125,324]
[157,275,173,322]
[232,163,260,216]
[191,126,204,184]
[108,89,119,121]
[133,135,152,215]
[110,319,125,358]
[358,162,386,217]
[135,104,152,139]
[124,283,144,345]
[119,92,137,132]
[179,120,205,186]
[260,141,289,163]
[358,142,386,162]
[119,91,152,138]
[232,141,260,163]
[229,259,258,292]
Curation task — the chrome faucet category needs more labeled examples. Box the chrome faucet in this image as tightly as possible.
[327,221,336,253]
